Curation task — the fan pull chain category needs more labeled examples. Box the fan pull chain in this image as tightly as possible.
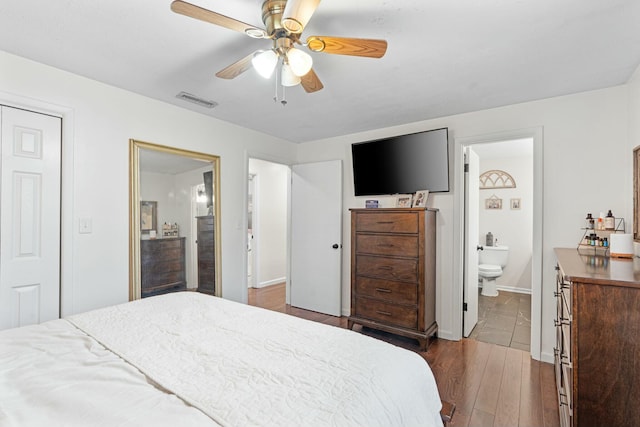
[272,59,288,106]
[273,60,279,103]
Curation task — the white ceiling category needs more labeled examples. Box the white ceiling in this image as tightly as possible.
[2,0,639,143]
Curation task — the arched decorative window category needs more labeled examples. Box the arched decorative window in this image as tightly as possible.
[479,169,516,189]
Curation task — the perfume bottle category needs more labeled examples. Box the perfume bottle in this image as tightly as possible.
[604,210,615,230]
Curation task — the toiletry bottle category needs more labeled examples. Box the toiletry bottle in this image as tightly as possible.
[604,210,615,230]
[486,232,493,247]
[586,213,594,229]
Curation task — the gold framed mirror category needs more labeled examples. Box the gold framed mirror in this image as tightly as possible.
[129,139,221,300]
[635,145,640,242]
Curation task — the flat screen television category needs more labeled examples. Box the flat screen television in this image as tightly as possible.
[351,127,450,196]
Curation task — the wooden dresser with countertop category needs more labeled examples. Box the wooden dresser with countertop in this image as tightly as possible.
[141,237,186,297]
[348,208,437,350]
[554,248,640,427]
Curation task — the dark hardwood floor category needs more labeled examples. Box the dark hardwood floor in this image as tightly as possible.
[248,283,560,427]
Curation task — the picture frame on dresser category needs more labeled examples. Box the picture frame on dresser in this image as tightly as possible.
[140,201,157,235]
[412,190,429,207]
[396,194,413,208]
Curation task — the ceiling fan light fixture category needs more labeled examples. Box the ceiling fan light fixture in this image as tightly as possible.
[282,0,320,34]
[281,63,301,86]
[252,49,279,78]
[287,47,313,77]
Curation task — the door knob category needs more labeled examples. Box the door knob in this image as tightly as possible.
[332,243,340,249]
[477,245,484,251]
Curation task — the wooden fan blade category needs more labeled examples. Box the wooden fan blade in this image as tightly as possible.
[215,52,256,79]
[171,0,267,38]
[300,68,324,93]
[306,36,387,58]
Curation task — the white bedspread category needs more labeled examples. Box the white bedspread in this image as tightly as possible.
[69,293,443,427]
[2,292,443,427]
[0,318,219,427]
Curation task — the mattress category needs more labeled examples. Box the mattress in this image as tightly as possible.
[1,292,443,427]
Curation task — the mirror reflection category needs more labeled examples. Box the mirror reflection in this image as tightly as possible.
[130,140,220,300]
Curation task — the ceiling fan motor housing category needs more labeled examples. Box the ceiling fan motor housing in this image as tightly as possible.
[262,0,287,37]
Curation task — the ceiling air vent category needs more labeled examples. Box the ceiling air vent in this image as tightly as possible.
[175,92,218,109]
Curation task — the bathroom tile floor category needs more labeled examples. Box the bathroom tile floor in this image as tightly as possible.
[469,289,531,352]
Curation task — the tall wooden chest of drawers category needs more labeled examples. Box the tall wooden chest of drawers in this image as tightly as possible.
[348,208,437,350]
[196,215,215,295]
[554,248,640,427]
[140,237,186,297]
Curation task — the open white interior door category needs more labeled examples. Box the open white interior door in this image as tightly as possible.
[0,106,61,330]
[290,160,342,316]
[463,147,480,337]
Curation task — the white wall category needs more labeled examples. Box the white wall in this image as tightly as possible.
[0,50,297,315]
[297,83,632,362]
[248,159,288,287]
[140,171,179,230]
[479,155,533,292]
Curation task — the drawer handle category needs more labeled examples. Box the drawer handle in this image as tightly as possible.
[375,288,392,293]
[378,244,395,248]
[378,266,393,271]
[376,221,394,224]
[376,310,392,316]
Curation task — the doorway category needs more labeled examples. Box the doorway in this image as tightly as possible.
[468,140,533,351]
[454,128,543,360]
[246,159,288,302]
[246,158,343,317]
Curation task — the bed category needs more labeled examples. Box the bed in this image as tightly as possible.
[0,292,445,427]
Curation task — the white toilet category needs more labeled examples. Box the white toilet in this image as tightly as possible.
[478,245,509,297]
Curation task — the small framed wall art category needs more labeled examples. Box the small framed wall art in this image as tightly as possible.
[510,198,521,210]
[140,200,157,234]
[485,195,502,210]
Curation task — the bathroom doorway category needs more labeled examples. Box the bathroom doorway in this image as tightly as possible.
[463,137,536,352]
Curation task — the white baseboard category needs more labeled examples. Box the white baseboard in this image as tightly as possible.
[253,277,286,289]
[480,285,532,295]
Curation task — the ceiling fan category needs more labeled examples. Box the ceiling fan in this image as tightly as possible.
[170,0,388,95]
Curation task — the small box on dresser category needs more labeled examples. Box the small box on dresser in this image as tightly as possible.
[554,248,640,427]
[348,208,437,350]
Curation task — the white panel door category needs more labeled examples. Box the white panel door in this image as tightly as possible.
[463,147,480,337]
[0,106,61,330]
[290,160,342,316]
